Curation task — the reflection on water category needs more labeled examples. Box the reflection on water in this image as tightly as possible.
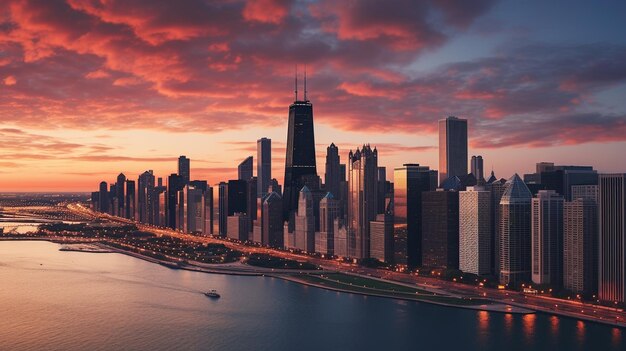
[0,241,624,351]
[522,314,536,346]
[612,328,622,348]
[504,313,513,337]
[549,315,560,340]
[477,311,490,347]
[576,321,586,344]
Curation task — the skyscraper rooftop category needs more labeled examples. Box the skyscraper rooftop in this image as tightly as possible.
[500,173,532,204]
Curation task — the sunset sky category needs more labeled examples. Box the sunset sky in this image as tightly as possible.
[1,0,625,192]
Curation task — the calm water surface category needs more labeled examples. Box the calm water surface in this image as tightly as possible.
[0,241,623,351]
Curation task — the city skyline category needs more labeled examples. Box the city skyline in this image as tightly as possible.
[3,2,626,349]
[2,0,626,192]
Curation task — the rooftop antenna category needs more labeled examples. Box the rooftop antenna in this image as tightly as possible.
[304,64,307,101]
[295,64,298,101]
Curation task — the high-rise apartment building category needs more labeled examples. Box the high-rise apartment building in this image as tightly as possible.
[459,186,492,276]
[564,198,598,295]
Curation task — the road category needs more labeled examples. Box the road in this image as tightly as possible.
[66,203,626,328]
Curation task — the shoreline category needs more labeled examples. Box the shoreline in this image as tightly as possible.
[3,237,625,327]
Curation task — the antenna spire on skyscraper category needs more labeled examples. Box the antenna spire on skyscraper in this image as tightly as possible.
[295,64,298,101]
[304,64,307,101]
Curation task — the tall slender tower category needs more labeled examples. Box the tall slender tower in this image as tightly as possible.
[325,143,341,198]
[531,190,564,287]
[138,170,155,224]
[295,186,316,253]
[598,174,626,304]
[439,116,468,185]
[257,138,272,197]
[459,186,492,276]
[563,198,598,295]
[499,174,532,286]
[125,180,135,220]
[283,71,317,221]
[178,156,190,184]
[99,181,109,214]
[116,173,126,216]
[317,192,339,255]
[347,145,378,259]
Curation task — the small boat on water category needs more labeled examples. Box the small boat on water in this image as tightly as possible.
[204,290,220,298]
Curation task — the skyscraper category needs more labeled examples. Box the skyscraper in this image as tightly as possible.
[116,173,126,216]
[564,198,598,295]
[246,177,257,231]
[98,181,109,214]
[238,156,253,181]
[422,190,460,269]
[294,186,316,253]
[178,156,190,184]
[393,164,438,268]
[227,213,249,241]
[324,143,341,201]
[531,190,564,287]
[283,89,317,221]
[227,179,248,216]
[523,163,598,200]
[487,175,507,277]
[217,182,228,236]
[181,185,206,234]
[459,186,492,276]
[262,192,283,247]
[471,156,484,182]
[499,174,532,286]
[369,199,394,263]
[257,138,271,197]
[598,174,626,304]
[347,145,378,259]
[125,180,135,220]
[571,184,598,203]
[438,116,468,185]
[316,192,339,256]
[138,170,155,224]
[166,173,184,229]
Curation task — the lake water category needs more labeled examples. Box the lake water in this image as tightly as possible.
[0,241,624,351]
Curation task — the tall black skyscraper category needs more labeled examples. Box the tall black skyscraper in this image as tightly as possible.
[178,156,190,184]
[257,137,271,198]
[393,164,438,268]
[99,181,109,213]
[325,143,340,198]
[116,173,126,216]
[238,156,253,181]
[439,116,468,185]
[167,173,185,229]
[283,74,317,221]
[125,180,135,219]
